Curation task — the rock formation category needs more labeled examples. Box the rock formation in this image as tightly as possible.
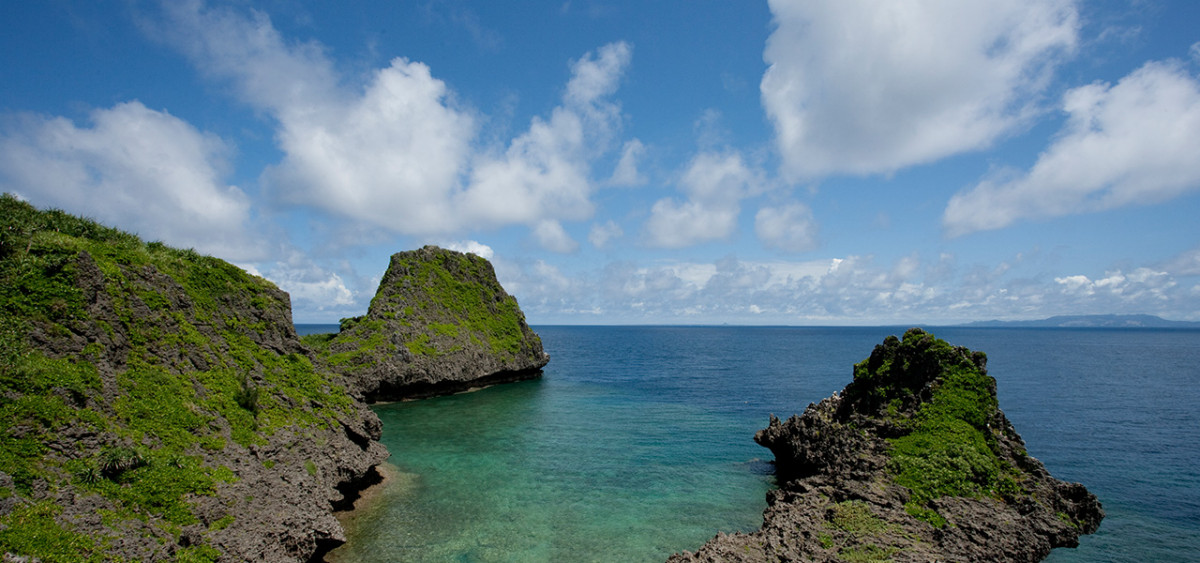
[309,246,549,402]
[0,196,383,562]
[671,328,1103,563]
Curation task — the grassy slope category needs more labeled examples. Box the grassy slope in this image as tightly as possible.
[307,247,532,372]
[847,328,1026,527]
[0,195,354,561]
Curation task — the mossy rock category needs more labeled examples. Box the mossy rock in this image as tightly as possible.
[0,195,386,562]
[315,246,548,401]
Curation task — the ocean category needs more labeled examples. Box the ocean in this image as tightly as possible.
[305,325,1200,562]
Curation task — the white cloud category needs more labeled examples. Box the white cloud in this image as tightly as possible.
[644,199,740,249]
[156,1,475,234]
[944,60,1200,236]
[265,57,477,234]
[277,272,355,308]
[460,42,631,228]
[588,220,623,249]
[155,3,632,239]
[532,219,579,254]
[1054,268,1176,302]
[644,151,765,248]
[608,139,647,187]
[0,101,259,260]
[1191,41,1200,65]
[1165,246,1200,276]
[761,0,1078,180]
[247,253,364,321]
[443,240,495,260]
[504,249,1200,324]
[755,202,819,252]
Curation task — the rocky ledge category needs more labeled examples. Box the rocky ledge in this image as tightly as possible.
[0,196,388,561]
[672,328,1103,563]
[307,246,548,402]
[0,199,547,561]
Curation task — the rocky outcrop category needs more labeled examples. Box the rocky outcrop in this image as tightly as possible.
[0,196,387,561]
[672,328,1103,563]
[312,246,548,402]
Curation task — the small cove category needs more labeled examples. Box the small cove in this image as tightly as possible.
[314,325,1200,562]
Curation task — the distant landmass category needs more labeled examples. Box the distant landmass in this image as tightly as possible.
[961,314,1200,328]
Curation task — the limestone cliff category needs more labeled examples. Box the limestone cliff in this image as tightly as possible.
[0,196,387,562]
[310,246,548,402]
[672,328,1103,563]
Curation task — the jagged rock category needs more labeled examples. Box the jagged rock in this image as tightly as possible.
[671,328,1103,563]
[0,196,387,561]
[315,246,549,401]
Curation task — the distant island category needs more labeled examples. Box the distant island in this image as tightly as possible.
[960,314,1200,328]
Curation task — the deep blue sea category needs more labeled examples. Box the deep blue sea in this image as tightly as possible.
[305,325,1200,562]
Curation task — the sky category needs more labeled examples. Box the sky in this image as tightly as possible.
[2,0,1200,325]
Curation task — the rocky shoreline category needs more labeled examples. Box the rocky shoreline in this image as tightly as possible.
[0,196,547,562]
[671,328,1103,563]
[305,246,549,403]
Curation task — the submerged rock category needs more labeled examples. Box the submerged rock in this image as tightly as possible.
[313,246,548,401]
[672,328,1103,563]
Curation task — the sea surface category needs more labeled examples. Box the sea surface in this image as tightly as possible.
[303,325,1200,562]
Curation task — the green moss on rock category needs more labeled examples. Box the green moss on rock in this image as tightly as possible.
[315,246,547,401]
[0,195,384,561]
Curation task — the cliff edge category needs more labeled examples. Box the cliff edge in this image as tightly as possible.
[0,196,387,562]
[672,328,1103,563]
[308,246,548,401]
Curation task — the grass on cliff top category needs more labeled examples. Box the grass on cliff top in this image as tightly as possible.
[850,328,1021,527]
[0,195,354,562]
[320,248,531,366]
[386,250,528,358]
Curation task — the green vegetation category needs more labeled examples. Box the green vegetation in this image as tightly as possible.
[849,328,1022,527]
[0,502,107,562]
[826,500,895,539]
[381,250,528,358]
[314,247,536,374]
[821,500,902,562]
[0,195,356,560]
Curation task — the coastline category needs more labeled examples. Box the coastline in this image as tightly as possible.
[326,462,416,562]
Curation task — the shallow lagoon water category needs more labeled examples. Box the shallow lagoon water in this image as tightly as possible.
[323,326,1200,562]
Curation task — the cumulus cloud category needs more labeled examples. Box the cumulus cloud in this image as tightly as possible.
[761,0,1078,179]
[461,42,631,232]
[644,151,765,248]
[248,255,364,321]
[154,2,632,241]
[608,139,647,187]
[1054,268,1176,303]
[755,202,819,252]
[0,101,259,259]
[500,249,1200,324]
[531,220,579,254]
[1164,246,1200,276]
[944,60,1200,236]
[588,220,623,249]
[443,240,495,260]
[154,1,475,234]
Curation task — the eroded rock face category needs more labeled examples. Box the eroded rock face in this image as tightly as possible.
[0,197,387,562]
[671,328,1103,563]
[315,246,549,401]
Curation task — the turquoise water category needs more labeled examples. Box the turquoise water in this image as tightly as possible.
[321,326,1200,562]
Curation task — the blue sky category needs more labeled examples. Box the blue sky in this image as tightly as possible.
[3,1,1200,325]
